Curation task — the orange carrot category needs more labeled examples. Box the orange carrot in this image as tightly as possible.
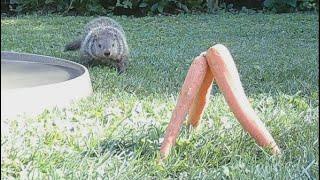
[187,59,214,128]
[160,55,208,159]
[206,44,280,154]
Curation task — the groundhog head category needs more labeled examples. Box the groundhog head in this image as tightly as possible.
[91,29,120,61]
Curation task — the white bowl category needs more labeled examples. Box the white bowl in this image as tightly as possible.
[1,51,93,119]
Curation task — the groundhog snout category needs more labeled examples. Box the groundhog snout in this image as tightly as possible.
[104,51,111,57]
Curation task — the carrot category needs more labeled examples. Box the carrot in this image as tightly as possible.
[206,44,280,154]
[159,55,208,159]
[187,58,214,128]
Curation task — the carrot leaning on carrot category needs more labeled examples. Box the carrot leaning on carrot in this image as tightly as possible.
[160,44,280,160]
[159,55,208,159]
[187,55,214,128]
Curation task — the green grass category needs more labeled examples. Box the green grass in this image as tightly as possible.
[1,12,319,179]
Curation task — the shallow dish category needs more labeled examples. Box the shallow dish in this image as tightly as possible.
[1,51,93,119]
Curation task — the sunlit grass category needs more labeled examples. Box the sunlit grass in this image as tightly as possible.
[1,12,318,179]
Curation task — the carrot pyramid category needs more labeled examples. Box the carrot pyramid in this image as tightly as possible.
[160,44,280,159]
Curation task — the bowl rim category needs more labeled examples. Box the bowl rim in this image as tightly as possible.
[1,51,89,91]
[1,51,93,119]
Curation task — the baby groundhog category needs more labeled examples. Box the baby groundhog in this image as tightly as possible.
[64,17,129,74]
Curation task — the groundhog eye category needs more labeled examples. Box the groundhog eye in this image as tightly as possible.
[112,44,115,47]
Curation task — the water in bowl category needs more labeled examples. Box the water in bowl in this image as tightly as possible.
[1,60,79,90]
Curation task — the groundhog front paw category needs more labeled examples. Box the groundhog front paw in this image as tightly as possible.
[116,61,127,74]
[116,65,125,74]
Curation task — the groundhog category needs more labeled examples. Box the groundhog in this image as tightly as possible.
[64,17,129,74]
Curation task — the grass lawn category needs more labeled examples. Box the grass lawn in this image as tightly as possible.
[1,12,319,179]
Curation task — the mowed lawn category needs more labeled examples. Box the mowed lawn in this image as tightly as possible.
[1,13,318,179]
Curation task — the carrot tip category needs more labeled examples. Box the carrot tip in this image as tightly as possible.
[211,44,229,52]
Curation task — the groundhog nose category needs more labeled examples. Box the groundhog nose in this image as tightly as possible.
[104,51,110,56]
